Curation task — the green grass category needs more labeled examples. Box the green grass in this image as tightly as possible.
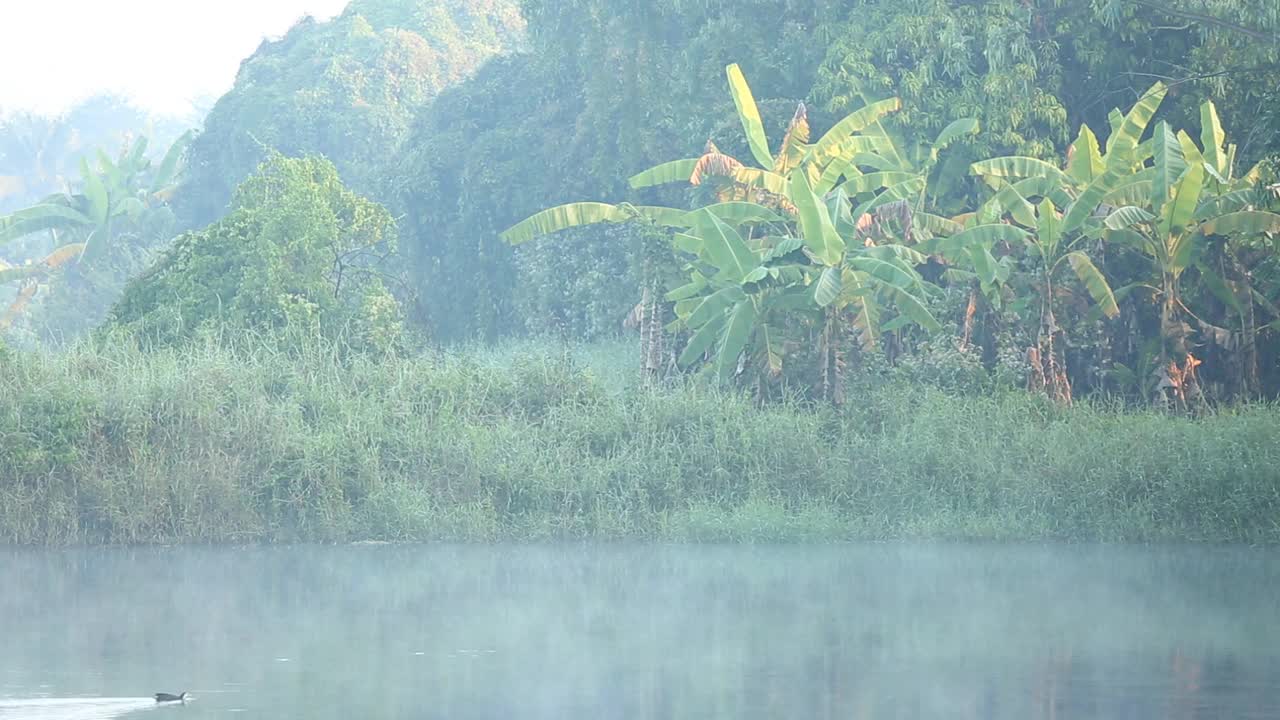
[2,335,1279,545]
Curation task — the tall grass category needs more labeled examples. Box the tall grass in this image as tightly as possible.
[2,336,1278,545]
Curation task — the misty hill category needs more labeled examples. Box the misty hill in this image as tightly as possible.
[174,0,525,229]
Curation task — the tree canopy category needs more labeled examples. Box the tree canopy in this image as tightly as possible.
[391,0,1279,344]
[108,154,405,352]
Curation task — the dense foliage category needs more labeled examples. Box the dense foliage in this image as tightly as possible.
[173,0,524,229]
[107,154,405,352]
[395,0,1279,347]
[393,1,832,340]
[508,60,1280,407]
[4,338,1278,545]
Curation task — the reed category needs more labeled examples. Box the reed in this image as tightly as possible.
[3,336,1278,545]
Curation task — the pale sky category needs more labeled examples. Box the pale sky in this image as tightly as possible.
[0,0,351,116]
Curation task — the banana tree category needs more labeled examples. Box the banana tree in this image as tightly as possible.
[0,131,193,329]
[665,209,809,387]
[501,63,945,384]
[1188,101,1280,398]
[641,64,964,394]
[1021,198,1119,403]
[962,84,1169,401]
[661,180,939,400]
[790,173,941,402]
[1197,207,1280,398]
[1099,100,1280,406]
[628,64,928,219]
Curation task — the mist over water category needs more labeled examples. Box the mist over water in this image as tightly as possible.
[1,544,1277,719]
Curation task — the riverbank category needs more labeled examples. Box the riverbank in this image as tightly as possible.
[2,338,1278,545]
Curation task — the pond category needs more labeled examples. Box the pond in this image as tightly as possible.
[1,544,1277,719]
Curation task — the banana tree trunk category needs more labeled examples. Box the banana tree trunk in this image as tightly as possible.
[639,283,667,380]
[819,308,846,406]
[634,225,673,381]
[1158,273,1203,411]
[1032,276,1072,405]
[1228,252,1261,399]
[960,288,978,351]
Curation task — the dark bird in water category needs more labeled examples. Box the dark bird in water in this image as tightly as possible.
[155,692,189,703]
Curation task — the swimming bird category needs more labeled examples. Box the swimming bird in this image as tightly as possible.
[154,692,188,703]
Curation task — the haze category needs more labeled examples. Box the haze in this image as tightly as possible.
[0,0,348,115]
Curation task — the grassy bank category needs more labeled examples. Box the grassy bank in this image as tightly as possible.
[2,337,1278,545]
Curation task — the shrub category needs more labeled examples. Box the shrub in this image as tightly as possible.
[106,154,407,353]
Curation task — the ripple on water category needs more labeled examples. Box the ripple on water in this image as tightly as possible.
[0,697,157,720]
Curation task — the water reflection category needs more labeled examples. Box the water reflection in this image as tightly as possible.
[0,544,1277,719]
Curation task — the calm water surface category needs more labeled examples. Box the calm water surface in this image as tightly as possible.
[0,544,1277,719]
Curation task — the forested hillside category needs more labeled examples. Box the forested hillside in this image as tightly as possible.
[174,0,525,229]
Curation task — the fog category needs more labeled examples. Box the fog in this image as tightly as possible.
[0,0,345,215]
[2,1,1279,718]
[2,545,1278,719]
[0,1,348,115]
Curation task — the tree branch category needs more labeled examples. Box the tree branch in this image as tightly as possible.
[1122,0,1279,41]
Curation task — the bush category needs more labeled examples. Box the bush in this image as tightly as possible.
[106,154,407,353]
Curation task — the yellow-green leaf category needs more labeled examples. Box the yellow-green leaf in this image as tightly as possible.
[715,299,758,381]
[1067,124,1104,184]
[971,156,1071,186]
[887,287,940,333]
[1063,169,1125,233]
[789,170,845,266]
[807,98,902,169]
[628,159,698,189]
[1065,251,1119,318]
[1200,101,1227,179]
[692,209,760,280]
[726,64,774,169]
[1150,122,1186,216]
[1201,211,1280,237]
[814,266,842,307]
[500,202,626,244]
[1105,82,1167,167]
[679,313,728,367]
[1160,163,1205,240]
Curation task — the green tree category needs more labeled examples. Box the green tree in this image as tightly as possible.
[813,0,1071,163]
[1089,0,1280,164]
[107,154,406,353]
[503,64,945,400]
